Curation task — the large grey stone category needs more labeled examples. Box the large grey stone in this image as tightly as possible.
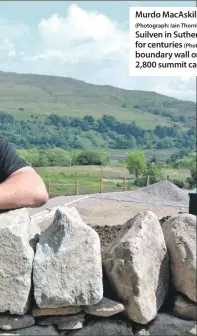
[32,306,81,317]
[135,313,196,336]
[187,325,197,336]
[0,325,58,335]
[30,204,74,232]
[162,214,196,302]
[83,297,124,317]
[29,218,41,251]
[0,315,35,330]
[103,211,169,324]
[30,209,56,232]
[0,209,34,314]
[173,293,197,321]
[67,319,134,336]
[33,206,103,308]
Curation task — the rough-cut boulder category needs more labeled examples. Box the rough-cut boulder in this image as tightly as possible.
[83,297,124,317]
[173,294,197,321]
[30,209,57,232]
[187,326,197,336]
[32,306,81,317]
[30,204,73,232]
[0,209,34,314]
[33,207,103,308]
[29,218,41,251]
[103,211,169,324]
[162,214,196,302]
[0,315,35,331]
[67,319,134,336]
[135,313,196,336]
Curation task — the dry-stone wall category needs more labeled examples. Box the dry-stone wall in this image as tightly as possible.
[0,205,196,336]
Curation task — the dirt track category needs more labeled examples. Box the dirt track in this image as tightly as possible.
[29,181,189,228]
[73,197,187,227]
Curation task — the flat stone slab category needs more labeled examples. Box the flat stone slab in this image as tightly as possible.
[38,313,85,330]
[58,314,85,330]
[66,319,134,336]
[0,325,58,335]
[0,315,34,330]
[32,306,81,317]
[173,294,197,321]
[83,297,124,317]
[135,313,196,336]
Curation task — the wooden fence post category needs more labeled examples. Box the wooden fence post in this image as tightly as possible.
[100,177,103,193]
[75,177,79,195]
[146,175,150,186]
[122,177,126,191]
[167,175,170,181]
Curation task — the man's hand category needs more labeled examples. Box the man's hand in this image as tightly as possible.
[0,166,49,210]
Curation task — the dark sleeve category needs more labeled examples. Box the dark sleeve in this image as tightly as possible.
[0,137,29,181]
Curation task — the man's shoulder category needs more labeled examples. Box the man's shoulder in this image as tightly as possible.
[0,136,8,153]
[0,136,6,144]
[0,137,28,182]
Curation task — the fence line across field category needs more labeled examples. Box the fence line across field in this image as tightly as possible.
[45,175,171,197]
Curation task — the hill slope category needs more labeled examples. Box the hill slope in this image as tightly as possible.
[0,71,195,130]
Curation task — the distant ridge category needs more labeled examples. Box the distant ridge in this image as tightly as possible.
[0,70,195,130]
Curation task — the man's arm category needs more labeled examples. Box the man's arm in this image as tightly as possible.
[0,166,49,210]
[0,137,48,210]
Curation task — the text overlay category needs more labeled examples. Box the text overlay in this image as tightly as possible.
[129,7,197,76]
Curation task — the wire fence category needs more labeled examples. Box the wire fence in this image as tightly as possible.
[45,177,128,197]
[45,175,171,197]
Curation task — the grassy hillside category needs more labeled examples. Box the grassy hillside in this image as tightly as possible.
[0,71,195,130]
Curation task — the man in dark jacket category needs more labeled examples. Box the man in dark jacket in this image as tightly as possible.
[0,136,48,211]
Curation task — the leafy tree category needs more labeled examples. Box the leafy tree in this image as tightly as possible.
[96,150,110,165]
[127,151,146,178]
[45,148,72,166]
[76,151,103,165]
[1,112,195,152]
[16,149,39,166]
[146,163,165,183]
[147,155,157,167]
[35,150,49,167]
[135,163,164,187]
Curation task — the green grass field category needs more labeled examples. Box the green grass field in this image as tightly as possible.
[36,165,190,196]
[109,148,178,163]
[38,171,127,196]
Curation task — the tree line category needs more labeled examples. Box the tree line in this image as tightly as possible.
[16,148,110,167]
[16,147,196,189]
[0,112,195,151]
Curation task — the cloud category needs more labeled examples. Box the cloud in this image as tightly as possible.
[0,38,16,60]
[0,19,30,61]
[151,78,196,102]
[36,4,128,63]
[0,5,196,102]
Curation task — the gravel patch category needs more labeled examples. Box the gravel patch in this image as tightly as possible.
[94,181,189,207]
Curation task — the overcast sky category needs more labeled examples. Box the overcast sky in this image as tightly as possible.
[0,1,196,102]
